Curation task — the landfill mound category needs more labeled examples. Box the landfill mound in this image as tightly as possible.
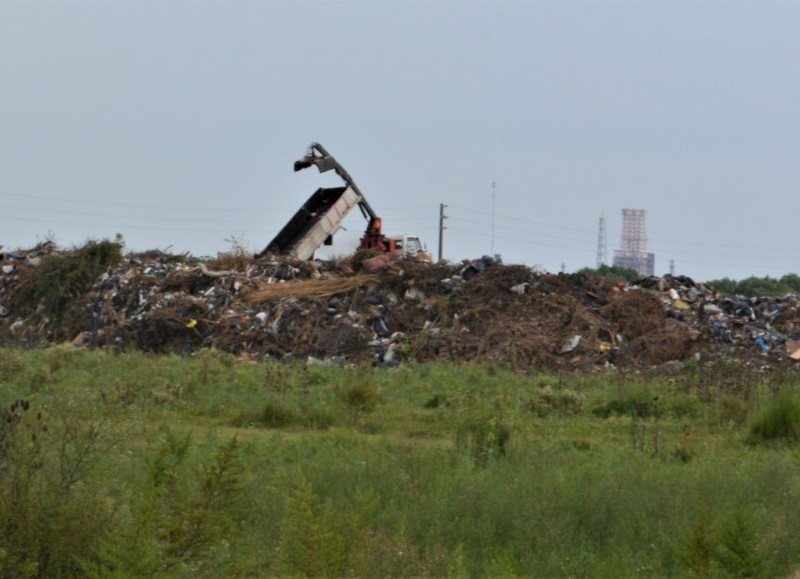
[1,242,799,371]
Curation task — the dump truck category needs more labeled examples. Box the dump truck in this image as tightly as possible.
[257,142,429,261]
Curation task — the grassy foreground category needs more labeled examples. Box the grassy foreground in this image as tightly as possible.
[2,347,800,577]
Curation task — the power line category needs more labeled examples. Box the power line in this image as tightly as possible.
[3,188,797,273]
[374,204,440,212]
[453,214,797,264]
[0,190,441,216]
[378,215,437,223]
[449,204,596,234]
[448,227,595,254]
[0,190,292,215]
[450,203,800,254]
[0,203,287,225]
[492,232,596,254]
[651,247,796,262]
[651,237,799,252]
[448,216,595,246]
[0,214,273,234]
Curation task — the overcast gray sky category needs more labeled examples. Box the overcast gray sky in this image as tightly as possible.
[1,0,798,282]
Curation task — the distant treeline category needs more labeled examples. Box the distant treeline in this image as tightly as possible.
[579,265,800,298]
[705,274,800,297]
[577,265,641,283]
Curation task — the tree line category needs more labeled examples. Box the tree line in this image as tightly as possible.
[579,265,800,298]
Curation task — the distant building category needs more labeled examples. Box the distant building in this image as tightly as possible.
[612,208,655,277]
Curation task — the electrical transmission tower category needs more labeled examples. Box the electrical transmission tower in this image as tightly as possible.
[596,212,607,268]
[613,208,655,276]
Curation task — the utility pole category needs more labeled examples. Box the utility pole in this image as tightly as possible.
[491,181,496,257]
[438,203,447,262]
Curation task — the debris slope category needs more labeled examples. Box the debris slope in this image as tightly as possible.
[2,243,799,370]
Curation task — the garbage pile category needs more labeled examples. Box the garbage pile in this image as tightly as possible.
[1,242,799,370]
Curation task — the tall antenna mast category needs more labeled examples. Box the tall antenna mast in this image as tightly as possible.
[491,181,496,256]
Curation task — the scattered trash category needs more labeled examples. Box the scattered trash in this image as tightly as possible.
[404,287,425,301]
[1,241,799,370]
[511,282,530,295]
[560,335,581,354]
[787,340,800,361]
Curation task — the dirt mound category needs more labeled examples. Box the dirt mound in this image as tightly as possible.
[1,243,799,370]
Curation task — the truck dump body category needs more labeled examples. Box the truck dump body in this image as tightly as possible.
[258,185,361,260]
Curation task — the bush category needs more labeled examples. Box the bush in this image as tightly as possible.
[14,238,123,321]
[748,391,800,444]
[714,395,750,427]
[0,349,29,383]
[0,399,116,577]
[592,395,659,419]
[715,507,767,577]
[273,475,358,577]
[336,368,378,414]
[666,394,703,419]
[456,412,511,467]
[526,386,584,417]
[243,394,335,430]
[258,396,298,427]
[83,432,245,576]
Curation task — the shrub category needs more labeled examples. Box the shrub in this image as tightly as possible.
[336,368,378,414]
[681,508,717,576]
[748,392,800,444]
[83,433,245,576]
[194,347,236,385]
[592,396,659,419]
[264,361,294,394]
[0,399,116,577]
[424,394,447,409]
[258,396,298,427]
[14,238,123,321]
[714,395,750,427]
[243,395,335,430]
[43,343,88,374]
[456,413,511,467]
[526,386,584,417]
[715,507,766,577]
[0,349,29,384]
[666,394,703,419]
[273,475,358,577]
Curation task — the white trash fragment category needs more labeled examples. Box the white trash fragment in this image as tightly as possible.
[560,335,581,354]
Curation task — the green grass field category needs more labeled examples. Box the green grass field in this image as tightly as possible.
[2,346,800,577]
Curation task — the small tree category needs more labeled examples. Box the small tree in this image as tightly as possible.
[578,264,639,283]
